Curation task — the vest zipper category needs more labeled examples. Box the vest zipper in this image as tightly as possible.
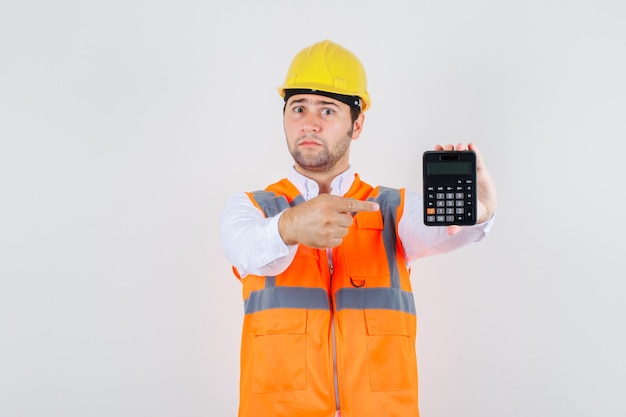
[328,251,340,413]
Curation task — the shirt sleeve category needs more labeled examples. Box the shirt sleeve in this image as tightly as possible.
[399,190,495,264]
[219,192,299,278]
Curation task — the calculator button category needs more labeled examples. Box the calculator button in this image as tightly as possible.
[425,172,476,225]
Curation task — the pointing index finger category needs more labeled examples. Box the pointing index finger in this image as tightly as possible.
[345,198,380,213]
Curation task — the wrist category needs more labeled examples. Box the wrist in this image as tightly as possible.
[277,210,297,245]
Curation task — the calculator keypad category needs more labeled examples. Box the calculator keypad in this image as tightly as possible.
[425,179,475,225]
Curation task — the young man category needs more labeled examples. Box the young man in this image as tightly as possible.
[220,39,497,417]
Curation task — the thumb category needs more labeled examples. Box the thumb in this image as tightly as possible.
[447,225,462,236]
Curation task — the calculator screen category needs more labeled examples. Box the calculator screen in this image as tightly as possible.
[427,161,472,175]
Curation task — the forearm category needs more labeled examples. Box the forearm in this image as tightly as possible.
[400,191,495,263]
[220,193,298,277]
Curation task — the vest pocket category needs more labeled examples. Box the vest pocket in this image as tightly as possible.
[364,310,417,391]
[250,309,307,393]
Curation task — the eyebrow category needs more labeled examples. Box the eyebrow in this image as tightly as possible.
[289,97,341,108]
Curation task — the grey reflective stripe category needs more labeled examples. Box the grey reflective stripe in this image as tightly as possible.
[370,187,402,289]
[244,286,330,314]
[335,287,416,315]
[292,194,305,206]
[250,190,305,218]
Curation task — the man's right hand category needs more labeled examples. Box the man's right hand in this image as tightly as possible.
[278,194,380,249]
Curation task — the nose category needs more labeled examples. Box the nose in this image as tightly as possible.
[301,112,321,133]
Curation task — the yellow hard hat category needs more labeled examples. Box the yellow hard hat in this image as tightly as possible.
[278,40,371,112]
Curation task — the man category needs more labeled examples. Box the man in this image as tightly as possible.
[220,39,497,417]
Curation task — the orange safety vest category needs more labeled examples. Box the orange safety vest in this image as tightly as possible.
[234,175,419,417]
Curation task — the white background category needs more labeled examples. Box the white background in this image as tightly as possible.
[1,1,625,416]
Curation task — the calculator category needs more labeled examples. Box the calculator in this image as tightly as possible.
[423,150,477,226]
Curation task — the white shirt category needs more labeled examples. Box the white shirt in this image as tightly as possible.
[220,166,494,277]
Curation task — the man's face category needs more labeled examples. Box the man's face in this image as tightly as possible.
[283,94,363,175]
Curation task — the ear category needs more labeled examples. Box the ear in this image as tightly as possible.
[351,112,365,140]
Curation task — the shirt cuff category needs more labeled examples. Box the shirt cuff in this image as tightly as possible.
[258,211,296,266]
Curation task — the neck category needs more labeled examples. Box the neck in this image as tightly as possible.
[295,164,349,194]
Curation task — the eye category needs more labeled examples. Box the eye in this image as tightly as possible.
[293,106,304,113]
[321,108,335,116]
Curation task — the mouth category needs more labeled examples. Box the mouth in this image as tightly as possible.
[299,141,321,147]
[297,136,324,147]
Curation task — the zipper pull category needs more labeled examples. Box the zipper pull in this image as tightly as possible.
[327,248,334,278]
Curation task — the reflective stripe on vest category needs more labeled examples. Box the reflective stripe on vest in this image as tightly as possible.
[250,190,305,216]
[375,186,402,290]
[246,184,415,316]
[244,276,330,314]
[336,287,416,315]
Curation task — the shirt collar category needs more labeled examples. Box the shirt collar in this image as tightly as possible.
[287,166,356,200]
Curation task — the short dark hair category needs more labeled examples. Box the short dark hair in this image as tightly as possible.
[349,105,361,123]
